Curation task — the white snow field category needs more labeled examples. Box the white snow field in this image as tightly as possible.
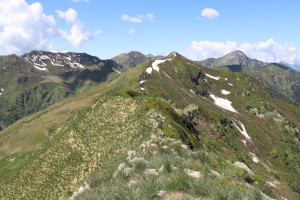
[209,93,236,112]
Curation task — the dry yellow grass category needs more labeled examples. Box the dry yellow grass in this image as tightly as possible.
[0,95,153,199]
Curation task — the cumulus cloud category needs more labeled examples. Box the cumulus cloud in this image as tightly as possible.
[201,8,220,19]
[122,14,143,23]
[0,0,56,54]
[128,26,136,34]
[121,14,155,23]
[188,39,300,65]
[56,8,101,48]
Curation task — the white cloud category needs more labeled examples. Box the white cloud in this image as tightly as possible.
[201,8,220,19]
[56,8,101,48]
[146,13,155,23]
[122,14,143,23]
[188,39,300,65]
[189,41,236,60]
[121,13,155,23]
[0,0,56,54]
[128,26,136,34]
[57,8,77,23]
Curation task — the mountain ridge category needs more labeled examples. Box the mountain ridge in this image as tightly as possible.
[197,50,268,68]
[0,50,164,130]
[112,50,164,69]
[0,52,298,199]
[197,50,300,103]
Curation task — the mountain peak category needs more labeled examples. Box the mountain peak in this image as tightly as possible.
[112,51,164,69]
[228,50,247,58]
[198,50,267,68]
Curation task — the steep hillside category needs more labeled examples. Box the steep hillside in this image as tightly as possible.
[213,63,300,103]
[198,50,267,68]
[0,53,299,199]
[0,52,121,130]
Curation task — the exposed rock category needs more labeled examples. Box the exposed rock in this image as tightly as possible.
[209,170,220,177]
[128,157,148,165]
[233,162,254,176]
[69,184,90,200]
[144,168,158,176]
[113,171,118,179]
[128,179,137,187]
[266,181,277,188]
[184,168,201,179]
[126,150,136,160]
[123,167,133,176]
[118,162,127,171]
[157,190,167,198]
[180,144,188,150]
[171,165,177,171]
[159,165,165,172]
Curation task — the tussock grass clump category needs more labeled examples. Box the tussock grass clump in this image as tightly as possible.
[164,170,191,193]
[129,175,160,200]
[187,178,209,197]
[208,178,242,200]
[133,159,147,174]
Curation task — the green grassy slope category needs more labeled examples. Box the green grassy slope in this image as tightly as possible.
[0,95,154,199]
[213,64,300,103]
[0,53,299,199]
[0,57,120,130]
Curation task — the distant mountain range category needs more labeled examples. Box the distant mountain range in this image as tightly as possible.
[0,50,162,130]
[279,61,300,72]
[197,50,300,103]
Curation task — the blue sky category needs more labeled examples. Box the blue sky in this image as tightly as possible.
[1,0,300,67]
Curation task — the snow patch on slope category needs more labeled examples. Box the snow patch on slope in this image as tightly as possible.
[233,121,251,140]
[205,73,221,80]
[139,80,146,84]
[209,93,236,112]
[146,58,172,74]
[249,152,259,163]
[146,67,153,74]
[152,59,171,72]
[221,89,230,95]
[33,64,47,71]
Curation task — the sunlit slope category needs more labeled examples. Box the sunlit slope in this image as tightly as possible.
[0,53,299,199]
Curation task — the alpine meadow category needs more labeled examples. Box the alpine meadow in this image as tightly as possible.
[0,1,299,200]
